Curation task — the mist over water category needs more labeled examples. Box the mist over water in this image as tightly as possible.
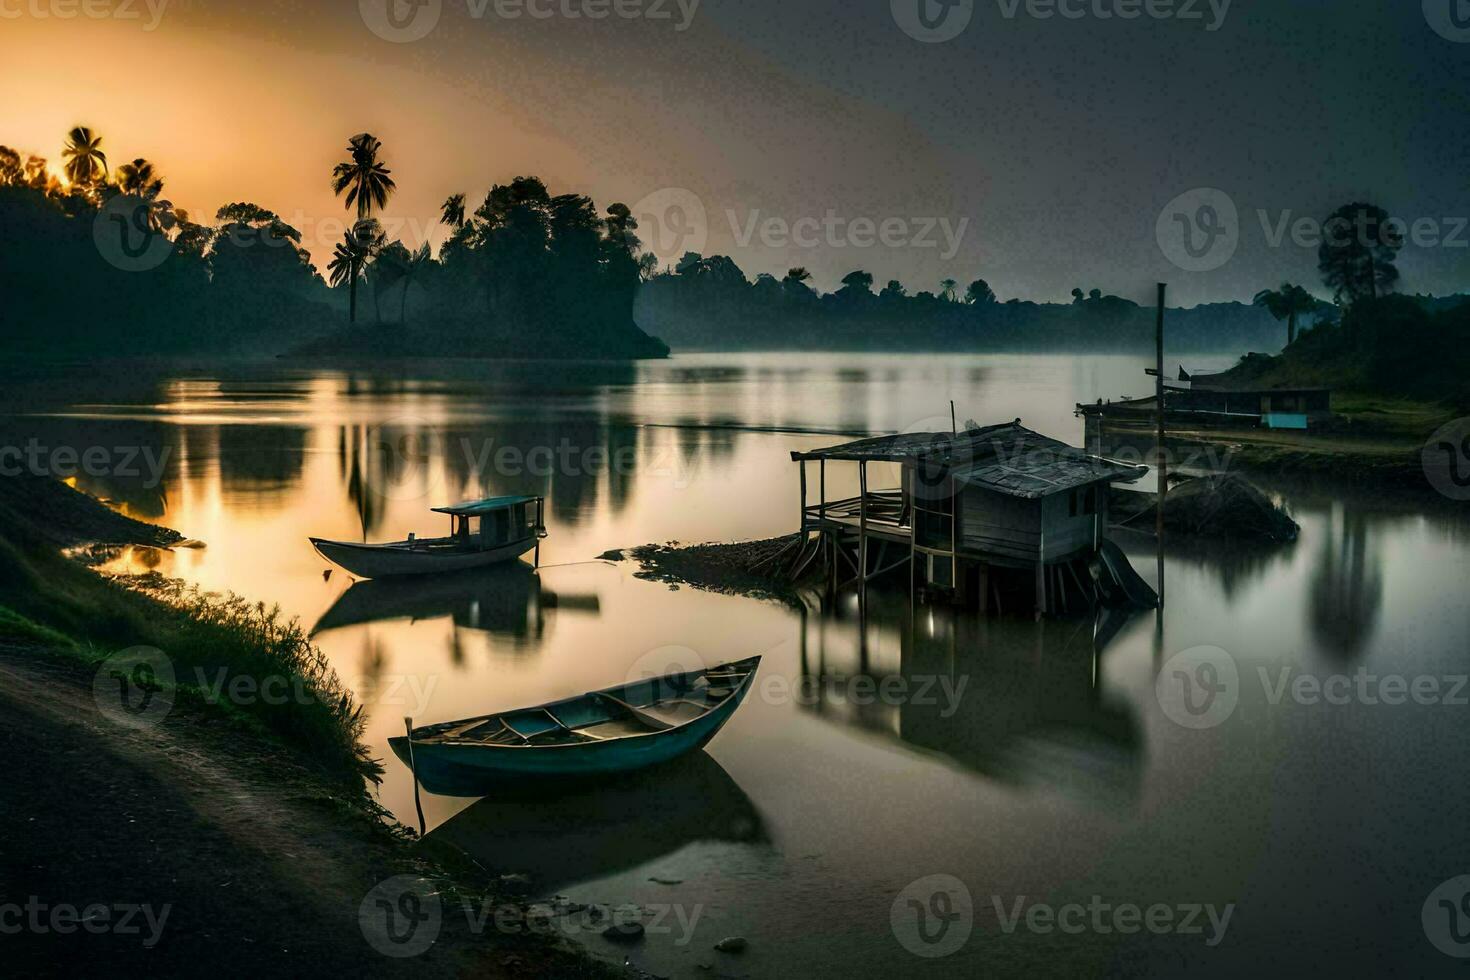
[6,351,1469,977]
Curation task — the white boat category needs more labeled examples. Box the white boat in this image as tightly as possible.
[311,495,546,579]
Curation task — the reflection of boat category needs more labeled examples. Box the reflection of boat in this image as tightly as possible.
[310,563,599,638]
[429,752,768,893]
[390,657,761,789]
[311,496,545,579]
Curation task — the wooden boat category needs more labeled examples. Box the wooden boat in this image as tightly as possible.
[390,656,761,788]
[310,495,546,579]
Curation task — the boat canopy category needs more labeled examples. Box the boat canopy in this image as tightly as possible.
[432,495,542,517]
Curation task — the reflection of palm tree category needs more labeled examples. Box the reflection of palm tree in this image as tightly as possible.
[331,133,396,323]
[1308,509,1382,661]
[62,125,107,188]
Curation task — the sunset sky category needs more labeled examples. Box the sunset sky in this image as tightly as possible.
[3,0,1466,304]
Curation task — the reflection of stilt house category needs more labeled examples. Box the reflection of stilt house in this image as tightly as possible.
[789,420,1153,615]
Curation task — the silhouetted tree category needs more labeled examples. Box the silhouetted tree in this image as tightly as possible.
[965,278,996,305]
[1318,202,1401,306]
[440,193,466,229]
[940,278,958,302]
[1253,282,1315,345]
[61,125,107,189]
[331,133,396,323]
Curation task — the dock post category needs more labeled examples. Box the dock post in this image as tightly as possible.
[1155,282,1168,608]
[859,461,869,592]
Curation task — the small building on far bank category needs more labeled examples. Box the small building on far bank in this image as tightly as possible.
[1078,367,1334,432]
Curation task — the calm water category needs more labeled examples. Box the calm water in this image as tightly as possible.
[6,352,1470,977]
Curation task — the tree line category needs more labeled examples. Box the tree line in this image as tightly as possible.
[0,127,666,359]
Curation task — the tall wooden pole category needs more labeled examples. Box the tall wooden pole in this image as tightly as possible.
[1155,282,1167,608]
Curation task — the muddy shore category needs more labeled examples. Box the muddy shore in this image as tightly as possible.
[0,477,615,977]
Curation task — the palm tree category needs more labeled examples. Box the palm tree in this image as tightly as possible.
[331,133,397,322]
[785,267,812,284]
[328,221,383,321]
[114,158,173,230]
[116,158,163,198]
[61,125,107,189]
[1253,282,1316,346]
[398,243,431,324]
[440,193,466,229]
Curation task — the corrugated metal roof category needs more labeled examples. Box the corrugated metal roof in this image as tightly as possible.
[432,495,541,516]
[797,422,1147,499]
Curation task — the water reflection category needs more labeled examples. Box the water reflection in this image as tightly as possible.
[798,591,1144,808]
[311,564,599,650]
[427,752,769,896]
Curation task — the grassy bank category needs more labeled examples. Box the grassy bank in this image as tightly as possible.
[0,475,374,786]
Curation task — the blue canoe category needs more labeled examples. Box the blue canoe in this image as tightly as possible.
[390,657,761,792]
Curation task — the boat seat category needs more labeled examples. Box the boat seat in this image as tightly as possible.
[592,692,676,732]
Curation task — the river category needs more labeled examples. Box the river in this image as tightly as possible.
[6,352,1469,977]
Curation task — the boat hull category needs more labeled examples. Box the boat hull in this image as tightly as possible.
[310,535,536,579]
[390,658,759,793]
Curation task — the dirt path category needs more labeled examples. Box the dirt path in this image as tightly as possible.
[0,647,601,978]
